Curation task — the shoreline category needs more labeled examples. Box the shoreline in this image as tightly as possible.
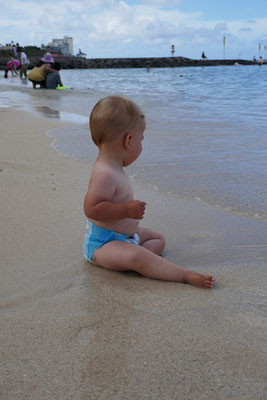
[0,79,266,222]
[1,107,266,399]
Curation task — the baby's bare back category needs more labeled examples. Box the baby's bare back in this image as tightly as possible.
[85,161,140,235]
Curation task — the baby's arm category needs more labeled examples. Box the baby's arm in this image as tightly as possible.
[84,171,146,221]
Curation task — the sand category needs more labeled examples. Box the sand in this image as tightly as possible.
[0,108,266,400]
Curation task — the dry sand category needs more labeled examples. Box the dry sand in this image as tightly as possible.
[0,108,266,400]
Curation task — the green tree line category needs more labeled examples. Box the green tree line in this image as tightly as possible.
[0,45,46,57]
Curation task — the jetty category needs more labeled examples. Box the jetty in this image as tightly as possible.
[0,55,256,70]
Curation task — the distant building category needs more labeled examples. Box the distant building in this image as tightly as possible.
[47,36,73,56]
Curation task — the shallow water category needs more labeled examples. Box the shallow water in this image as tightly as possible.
[0,65,266,220]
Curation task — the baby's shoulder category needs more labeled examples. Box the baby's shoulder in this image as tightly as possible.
[91,162,117,177]
[90,162,122,185]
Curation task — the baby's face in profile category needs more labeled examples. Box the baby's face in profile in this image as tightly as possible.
[125,117,145,166]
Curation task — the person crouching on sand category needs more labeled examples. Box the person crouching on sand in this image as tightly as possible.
[83,95,215,288]
[45,62,63,89]
[27,53,58,88]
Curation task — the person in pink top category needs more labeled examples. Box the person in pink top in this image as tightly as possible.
[4,55,20,78]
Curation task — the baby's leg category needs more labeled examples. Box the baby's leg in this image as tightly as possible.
[138,227,165,255]
[93,241,215,289]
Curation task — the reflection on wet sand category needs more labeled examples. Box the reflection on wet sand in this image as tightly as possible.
[34,106,60,118]
[33,105,88,124]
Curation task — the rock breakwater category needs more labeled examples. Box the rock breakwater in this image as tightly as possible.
[0,55,255,70]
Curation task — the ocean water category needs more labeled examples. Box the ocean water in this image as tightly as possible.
[0,65,266,220]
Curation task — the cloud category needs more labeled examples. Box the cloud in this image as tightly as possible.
[86,3,204,42]
[240,27,252,32]
[0,0,266,59]
[142,0,181,5]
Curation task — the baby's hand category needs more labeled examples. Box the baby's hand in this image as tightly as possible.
[126,200,146,219]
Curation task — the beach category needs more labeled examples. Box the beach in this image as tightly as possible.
[1,107,267,399]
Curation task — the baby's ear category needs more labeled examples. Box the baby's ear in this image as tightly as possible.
[124,133,132,150]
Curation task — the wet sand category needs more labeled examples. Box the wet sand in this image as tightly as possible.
[0,108,266,400]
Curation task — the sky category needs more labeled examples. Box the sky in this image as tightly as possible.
[0,0,267,60]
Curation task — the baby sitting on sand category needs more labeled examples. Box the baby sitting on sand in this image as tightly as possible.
[83,95,215,288]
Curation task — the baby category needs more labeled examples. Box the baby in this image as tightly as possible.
[83,96,215,288]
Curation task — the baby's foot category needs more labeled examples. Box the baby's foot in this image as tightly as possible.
[184,271,215,289]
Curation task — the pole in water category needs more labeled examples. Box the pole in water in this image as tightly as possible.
[223,36,226,60]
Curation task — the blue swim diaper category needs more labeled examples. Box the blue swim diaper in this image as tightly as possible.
[83,221,140,262]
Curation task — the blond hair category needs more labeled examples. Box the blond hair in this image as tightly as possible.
[90,96,144,145]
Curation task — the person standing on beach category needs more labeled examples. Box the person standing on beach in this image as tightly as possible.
[18,48,29,79]
[12,45,17,57]
[83,96,215,288]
